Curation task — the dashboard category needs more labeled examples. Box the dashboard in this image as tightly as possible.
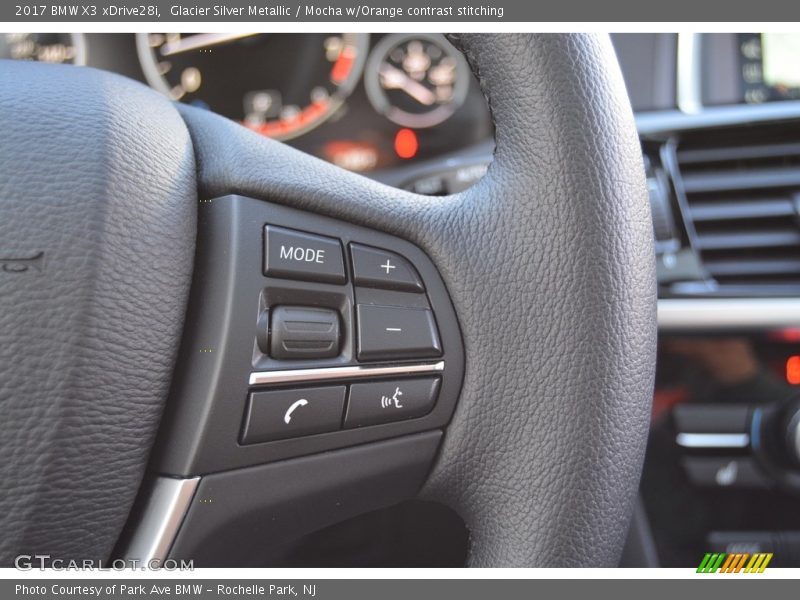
[0,33,492,180]
[11,32,800,193]
[610,33,800,568]
[613,33,800,112]
[702,33,800,106]
[9,33,800,197]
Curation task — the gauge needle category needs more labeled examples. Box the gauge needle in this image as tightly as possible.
[160,33,261,57]
[379,63,436,106]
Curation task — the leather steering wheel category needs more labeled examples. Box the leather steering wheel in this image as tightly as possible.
[0,33,655,567]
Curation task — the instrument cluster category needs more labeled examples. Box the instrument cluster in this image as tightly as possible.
[2,32,493,174]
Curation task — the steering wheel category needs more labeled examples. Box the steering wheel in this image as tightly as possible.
[0,33,655,567]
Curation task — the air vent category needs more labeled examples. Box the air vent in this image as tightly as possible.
[676,125,800,293]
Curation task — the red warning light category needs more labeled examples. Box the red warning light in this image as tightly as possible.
[769,328,800,343]
[787,356,800,385]
[330,46,356,85]
[394,128,418,159]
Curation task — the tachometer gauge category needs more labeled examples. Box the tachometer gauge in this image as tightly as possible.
[365,33,470,129]
[137,33,369,141]
[0,33,86,65]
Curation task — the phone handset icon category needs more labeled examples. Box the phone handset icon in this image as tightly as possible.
[284,399,308,424]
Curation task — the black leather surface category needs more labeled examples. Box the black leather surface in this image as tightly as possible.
[177,33,655,566]
[0,61,196,564]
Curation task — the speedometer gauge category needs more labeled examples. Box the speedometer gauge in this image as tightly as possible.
[136,33,369,141]
[0,33,86,65]
[364,33,470,129]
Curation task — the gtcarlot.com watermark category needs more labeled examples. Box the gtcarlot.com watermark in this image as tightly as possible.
[14,554,194,571]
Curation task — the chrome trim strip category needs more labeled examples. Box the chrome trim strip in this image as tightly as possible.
[676,33,703,115]
[676,433,750,449]
[249,361,445,386]
[120,476,200,563]
[70,33,88,67]
[658,298,800,330]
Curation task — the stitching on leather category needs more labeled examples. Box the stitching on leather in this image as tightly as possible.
[445,34,499,168]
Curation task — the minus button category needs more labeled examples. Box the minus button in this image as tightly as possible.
[356,304,442,361]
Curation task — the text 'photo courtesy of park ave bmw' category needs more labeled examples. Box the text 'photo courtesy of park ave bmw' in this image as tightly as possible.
[3,20,800,580]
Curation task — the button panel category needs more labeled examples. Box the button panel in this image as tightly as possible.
[242,386,346,444]
[254,230,446,442]
[154,197,465,473]
[241,375,442,444]
[356,304,442,361]
[255,230,445,441]
[350,243,424,292]
[345,377,440,428]
[264,225,345,284]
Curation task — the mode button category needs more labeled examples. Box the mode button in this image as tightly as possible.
[264,225,346,284]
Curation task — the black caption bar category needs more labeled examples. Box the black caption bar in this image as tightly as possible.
[4,579,798,600]
[9,0,510,21]
[1,0,798,22]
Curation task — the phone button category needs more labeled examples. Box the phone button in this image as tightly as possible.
[241,386,346,444]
